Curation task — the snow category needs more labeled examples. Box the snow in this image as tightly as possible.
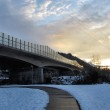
[1,84,110,110]
[0,88,49,110]
[51,75,84,84]
[47,84,110,110]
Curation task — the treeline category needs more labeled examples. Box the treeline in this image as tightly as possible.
[74,68,110,84]
[58,52,110,84]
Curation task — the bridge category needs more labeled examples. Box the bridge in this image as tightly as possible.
[0,32,81,84]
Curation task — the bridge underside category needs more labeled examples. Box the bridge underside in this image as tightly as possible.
[0,56,74,84]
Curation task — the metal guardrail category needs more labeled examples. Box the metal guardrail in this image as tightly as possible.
[0,32,80,67]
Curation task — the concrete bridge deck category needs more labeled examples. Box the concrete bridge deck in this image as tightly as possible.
[0,32,82,84]
[26,86,80,110]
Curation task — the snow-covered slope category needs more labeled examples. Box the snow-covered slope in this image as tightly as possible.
[0,88,49,110]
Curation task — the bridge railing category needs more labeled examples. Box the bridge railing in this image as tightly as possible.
[0,32,80,67]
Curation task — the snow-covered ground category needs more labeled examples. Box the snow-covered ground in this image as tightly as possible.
[51,76,84,84]
[0,88,49,110]
[1,84,110,110]
[47,84,110,110]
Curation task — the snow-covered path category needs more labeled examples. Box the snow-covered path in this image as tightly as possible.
[47,84,110,110]
[0,88,49,110]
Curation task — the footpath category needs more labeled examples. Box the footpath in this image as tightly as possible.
[27,86,80,110]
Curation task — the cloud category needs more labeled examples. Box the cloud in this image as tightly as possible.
[44,0,110,59]
[108,36,110,39]
[0,0,110,59]
[89,23,107,30]
[77,0,91,6]
[34,0,74,22]
[79,0,110,22]
[0,0,54,45]
[11,0,36,18]
[98,40,104,44]
[35,0,52,19]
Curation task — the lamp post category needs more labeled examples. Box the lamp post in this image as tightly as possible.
[31,65,34,84]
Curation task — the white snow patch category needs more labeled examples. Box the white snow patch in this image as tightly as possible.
[0,88,49,110]
[47,84,110,110]
[51,76,84,84]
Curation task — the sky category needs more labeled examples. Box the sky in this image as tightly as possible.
[0,0,110,65]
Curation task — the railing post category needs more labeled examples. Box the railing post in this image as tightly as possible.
[37,44,39,55]
[41,45,43,55]
[44,46,45,56]
[12,37,13,47]
[8,35,10,46]
[24,41,25,51]
[15,38,17,48]
[20,39,21,49]
[47,46,48,57]
[31,43,32,52]
[28,42,29,52]
[2,33,4,45]
[42,45,43,56]
[34,44,36,53]
[50,48,52,58]
[46,46,47,57]
[40,45,41,55]
[49,48,50,57]
[51,49,53,59]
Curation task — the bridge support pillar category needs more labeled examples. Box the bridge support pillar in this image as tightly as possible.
[39,67,44,83]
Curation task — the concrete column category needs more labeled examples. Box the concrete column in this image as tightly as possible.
[39,67,44,83]
[31,65,34,84]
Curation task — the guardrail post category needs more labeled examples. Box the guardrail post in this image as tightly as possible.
[42,45,43,56]
[48,47,51,58]
[8,35,10,46]
[46,46,47,57]
[43,46,44,56]
[37,44,39,55]
[44,46,46,57]
[24,41,25,51]
[2,33,4,45]
[28,42,29,52]
[20,39,21,49]
[31,43,32,52]
[12,37,13,47]
[34,44,36,53]
[15,38,17,48]
[40,45,41,55]
[46,46,48,57]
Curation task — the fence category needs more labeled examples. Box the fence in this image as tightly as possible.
[0,32,79,67]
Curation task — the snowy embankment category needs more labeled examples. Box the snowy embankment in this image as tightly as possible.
[47,84,110,110]
[0,88,49,110]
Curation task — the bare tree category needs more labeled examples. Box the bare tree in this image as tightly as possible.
[90,55,101,66]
